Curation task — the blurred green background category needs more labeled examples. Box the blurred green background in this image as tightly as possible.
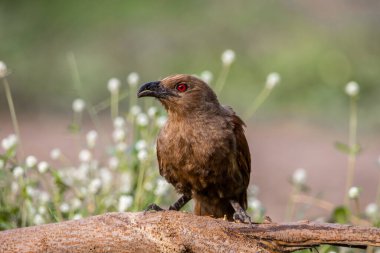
[1,0,380,126]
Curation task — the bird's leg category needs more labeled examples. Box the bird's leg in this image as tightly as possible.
[169,194,191,211]
[229,200,253,226]
[145,195,191,213]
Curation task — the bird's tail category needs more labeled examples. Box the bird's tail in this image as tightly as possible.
[193,192,247,220]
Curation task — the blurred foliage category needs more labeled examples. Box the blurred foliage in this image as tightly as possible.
[0,0,380,126]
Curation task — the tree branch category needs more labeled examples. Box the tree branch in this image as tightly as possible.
[0,211,379,253]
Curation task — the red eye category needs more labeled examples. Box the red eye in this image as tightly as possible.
[176,83,188,92]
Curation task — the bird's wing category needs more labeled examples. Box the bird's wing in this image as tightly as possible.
[225,107,251,209]
[223,105,251,180]
[231,113,251,183]
[156,138,164,177]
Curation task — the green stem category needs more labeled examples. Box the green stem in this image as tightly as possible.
[129,84,137,111]
[376,173,380,206]
[93,91,128,114]
[67,53,109,141]
[110,91,119,119]
[133,162,147,211]
[344,97,358,205]
[354,198,360,216]
[2,78,23,159]
[244,87,272,119]
[285,185,297,221]
[214,64,231,96]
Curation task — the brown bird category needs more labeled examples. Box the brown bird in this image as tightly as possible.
[137,74,251,222]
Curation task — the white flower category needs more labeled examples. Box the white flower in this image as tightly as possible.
[73,213,83,220]
[86,130,98,148]
[37,161,49,173]
[71,198,82,210]
[88,178,102,194]
[127,72,139,87]
[100,168,113,189]
[50,148,61,160]
[137,149,148,162]
[26,186,36,197]
[292,168,306,186]
[75,164,89,181]
[200,70,213,84]
[156,115,167,127]
[60,203,70,213]
[72,98,85,112]
[112,128,125,142]
[38,206,47,215]
[365,203,378,218]
[130,105,141,116]
[13,166,23,178]
[39,191,50,203]
[1,134,17,151]
[136,113,148,126]
[221,49,236,65]
[25,155,37,168]
[154,178,170,196]
[107,78,121,93]
[147,107,158,117]
[120,172,132,193]
[265,72,281,89]
[248,198,262,211]
[118,195,133,212]
[33,214,44,225]
[0,159,4,169]
[108,157,119,169]
[116,142,127,152]
[26,186,37,197]
[345,81,359,97]
[78,149,92,163]
[135,140,147,151]
[0,61,7,77]
[348,186,360,199]
[113,116,125,129]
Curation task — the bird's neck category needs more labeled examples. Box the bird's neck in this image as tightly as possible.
[166,103,223,123]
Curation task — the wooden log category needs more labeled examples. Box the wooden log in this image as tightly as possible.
[0,211,379,253]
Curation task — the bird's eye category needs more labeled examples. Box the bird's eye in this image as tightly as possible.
[176,83,188,92]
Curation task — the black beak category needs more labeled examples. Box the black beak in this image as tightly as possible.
[137,81,176,98]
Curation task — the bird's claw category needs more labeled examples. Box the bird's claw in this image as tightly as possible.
[233,210,254,227]
[144,203,165,214]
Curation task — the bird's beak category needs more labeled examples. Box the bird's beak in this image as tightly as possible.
[137,81,175,99]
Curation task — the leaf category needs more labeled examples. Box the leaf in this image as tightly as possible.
[52,170,69,194]
[334,142,362,155]
[332,206,350,224]
[68,123,80,133]
[334,142,351,154]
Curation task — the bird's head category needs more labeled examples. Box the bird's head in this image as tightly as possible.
[137,74,219,114]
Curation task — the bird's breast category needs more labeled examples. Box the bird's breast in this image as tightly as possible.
[157,118,237,194]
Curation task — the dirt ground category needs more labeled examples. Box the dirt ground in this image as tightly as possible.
[0,113,379,221]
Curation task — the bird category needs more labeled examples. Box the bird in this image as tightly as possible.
[137,74,251,223]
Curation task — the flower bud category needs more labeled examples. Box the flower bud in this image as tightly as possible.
[221,49,236,65]
[345,81,359,97]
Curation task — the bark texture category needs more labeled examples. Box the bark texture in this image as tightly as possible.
[0,211,379,253]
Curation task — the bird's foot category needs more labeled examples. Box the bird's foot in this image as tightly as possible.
[144,203,165,214]
[229,199,254,227]
[233,210,253,226]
